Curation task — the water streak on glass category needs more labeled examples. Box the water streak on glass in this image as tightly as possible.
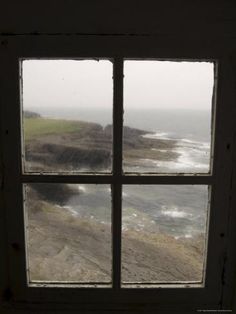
[123,61,214,173]
[25,183,112,283]
[121,185,209,284]
[22,59,113,173]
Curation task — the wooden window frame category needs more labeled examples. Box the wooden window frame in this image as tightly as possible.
[0,35,236,313]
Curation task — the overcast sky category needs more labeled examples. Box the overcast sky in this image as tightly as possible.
[22,60,214,111]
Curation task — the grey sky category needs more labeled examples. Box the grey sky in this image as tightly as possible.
[125,61,214,110]
[23,60,113,110]
[22,60,214,110]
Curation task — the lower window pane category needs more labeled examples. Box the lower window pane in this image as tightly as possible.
[24,183,112,284]
[121,185,209,285]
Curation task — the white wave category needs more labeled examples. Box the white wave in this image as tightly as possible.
[138,223,145,228]
[151,148,168,153]
[140,158,156,164]
[152,157,208,172]
[181,138,195,144]
[62,205,78,217]
[142,132,170,140]
[201,142,211,149]
[78,185,86,193]
[176,150,209,170]
[141,129,211,172]
[180,138,211,150]
[161,207,189,218]
[150,144,210,171]
[122,224,128,231]
[184,234,193,239]
[174,234,193,240]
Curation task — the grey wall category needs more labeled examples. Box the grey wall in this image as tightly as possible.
[0,0,236,38]
[0,0,236,312]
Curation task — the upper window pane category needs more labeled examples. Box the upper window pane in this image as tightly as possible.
[123,60,214,173]
[21,59,113,173]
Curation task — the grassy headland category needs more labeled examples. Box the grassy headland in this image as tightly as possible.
[23,115,178,172]
[24,117,87,141]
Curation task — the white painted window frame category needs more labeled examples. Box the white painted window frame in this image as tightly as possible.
[0,35,236,312]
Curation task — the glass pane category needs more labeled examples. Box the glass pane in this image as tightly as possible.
[25,183,112,284]
[123,61,214,173]
[121,185,209,285]
[21,59,113,173]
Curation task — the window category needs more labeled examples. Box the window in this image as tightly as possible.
[21,58,213,287]
[0,36,235,312]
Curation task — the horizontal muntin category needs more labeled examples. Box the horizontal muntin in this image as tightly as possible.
[21,174,212,184]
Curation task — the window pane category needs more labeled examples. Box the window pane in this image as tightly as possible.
[25,183,112,284]
[121,185,209,285]
[21,60,113,173]
[123,61,214,173]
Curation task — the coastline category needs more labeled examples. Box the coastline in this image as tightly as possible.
[23,113,208,283]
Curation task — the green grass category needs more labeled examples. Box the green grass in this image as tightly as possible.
[24,117,87,141]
